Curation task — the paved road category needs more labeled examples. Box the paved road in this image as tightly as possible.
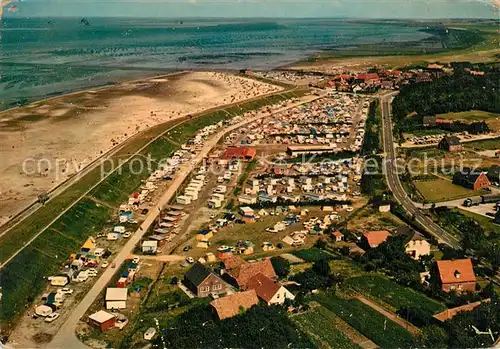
[46,92,322,349]
[379,93,460,248]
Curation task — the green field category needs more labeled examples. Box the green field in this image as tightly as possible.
[293,248,334,262]
[312,292,413,349]
[465,137,500,151]
[436,110,500,131]
[413,178,475,202]
[0,87,306,330]
[293,307,360,349]
[345,275,446,315]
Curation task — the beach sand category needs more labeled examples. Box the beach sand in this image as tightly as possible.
[0,71,282,224]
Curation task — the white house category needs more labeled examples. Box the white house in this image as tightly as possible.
[106,288,128,310]
[405,232,431,260]
[246,274,295,305]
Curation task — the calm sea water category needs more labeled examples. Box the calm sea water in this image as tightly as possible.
[0,18,430,110]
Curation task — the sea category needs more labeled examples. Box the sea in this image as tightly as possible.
[0,17,431,110]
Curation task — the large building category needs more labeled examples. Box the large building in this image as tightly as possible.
[223,256,277,289]
[210,290,259,320]
[361,230,391,249]
[438,136,462,152]
[246,273,295,305]
[434,259,476,293]
[221,147,256,161]
[183,262,227,298]
[453,170,490,191]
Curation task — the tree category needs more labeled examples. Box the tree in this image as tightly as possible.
[312,259,331,277]
[270,257,291,279]
[460,219,485,251]
[413,325,449,348]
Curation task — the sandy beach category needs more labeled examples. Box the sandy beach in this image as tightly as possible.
[0,71,282,224]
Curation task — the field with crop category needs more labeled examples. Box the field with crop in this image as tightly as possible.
[293,306,360,349]
[345,275,446,315]
[312,292,413,348]
[413,178,475,202]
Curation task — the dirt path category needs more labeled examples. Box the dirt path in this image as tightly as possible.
[355,295,421,335]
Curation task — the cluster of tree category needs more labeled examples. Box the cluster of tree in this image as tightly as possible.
[392,69,500,132]
[360,235,425,286]
[434,207,500,271]
[414,295,500,348]
[361,101,381,155]
[291,259,343,292]
[155,304,314,349]
[270,256,291,279]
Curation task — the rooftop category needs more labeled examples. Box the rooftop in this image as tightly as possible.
[210,290,259,320]
[89,310,115,324]
[362,230,391,248]
[246,273,282,303]
[436,259,476,284]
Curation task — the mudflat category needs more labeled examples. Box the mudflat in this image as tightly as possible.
[0,71,282,224]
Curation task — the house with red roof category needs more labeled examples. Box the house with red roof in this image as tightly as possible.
[361,230,391,249]
[210,290,259,320]
[356,73,380,85]
[221,147,256,162]
[434,259,476,293]
[223,257,277,289]
[246,273,295,305]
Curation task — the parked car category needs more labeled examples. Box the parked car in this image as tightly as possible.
[115,317,129,330]
[123,232,132,238]
[141,208,149,215]
[59,287,74,295]
[44,313,60,323]
[183,245,191,252]
[186,257,195,264]
[210,214,217,219]
[234,219,245,225]
[101,262,109,268]
[133,257,140,264]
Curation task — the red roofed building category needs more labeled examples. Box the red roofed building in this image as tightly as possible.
[361,230,391,249]
[435,259,476,293]
[246,273,295,305]
[223,258,277,289]
[356,73,380,85]
[221,147,256,162]
[331,231,344,242]
[210,290,259,320]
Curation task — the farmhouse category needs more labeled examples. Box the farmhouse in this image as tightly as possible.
[183,262,227,298]
[223,256,277,289]
[105,288,128,310]
[221,147,256,161]
[246,273,295,305]
[405,232,431,260]
[434,259,476,293]
[210,290,259,320]
[331,231,344,242]
[361,230,391,249]
[438,136,462,152]
[88,310,116,332]
[453,170,490,191]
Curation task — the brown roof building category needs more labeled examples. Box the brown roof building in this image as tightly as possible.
[223,258,277,289]
[438,136,462,152]
[183,262,227,298]
[435,259,476,293]
[246,273,295,305]
[210,290,259,320]
[361,230,391,249]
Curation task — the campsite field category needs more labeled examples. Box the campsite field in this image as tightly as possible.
[312,292,414,348]
[293,306,360,349]
[413,178,475,202]
[345,275,446,316]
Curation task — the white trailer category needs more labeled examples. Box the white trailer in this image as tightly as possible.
[176,195,192,205]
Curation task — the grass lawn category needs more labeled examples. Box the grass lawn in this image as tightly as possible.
[456,209,500,235]
[345,275,446,315]
[312,292,413,349]
[292,248,334,262]
[413,178,474,202]
[293,306,360,349]
[465,137,500,151]
[436,110,500,131]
